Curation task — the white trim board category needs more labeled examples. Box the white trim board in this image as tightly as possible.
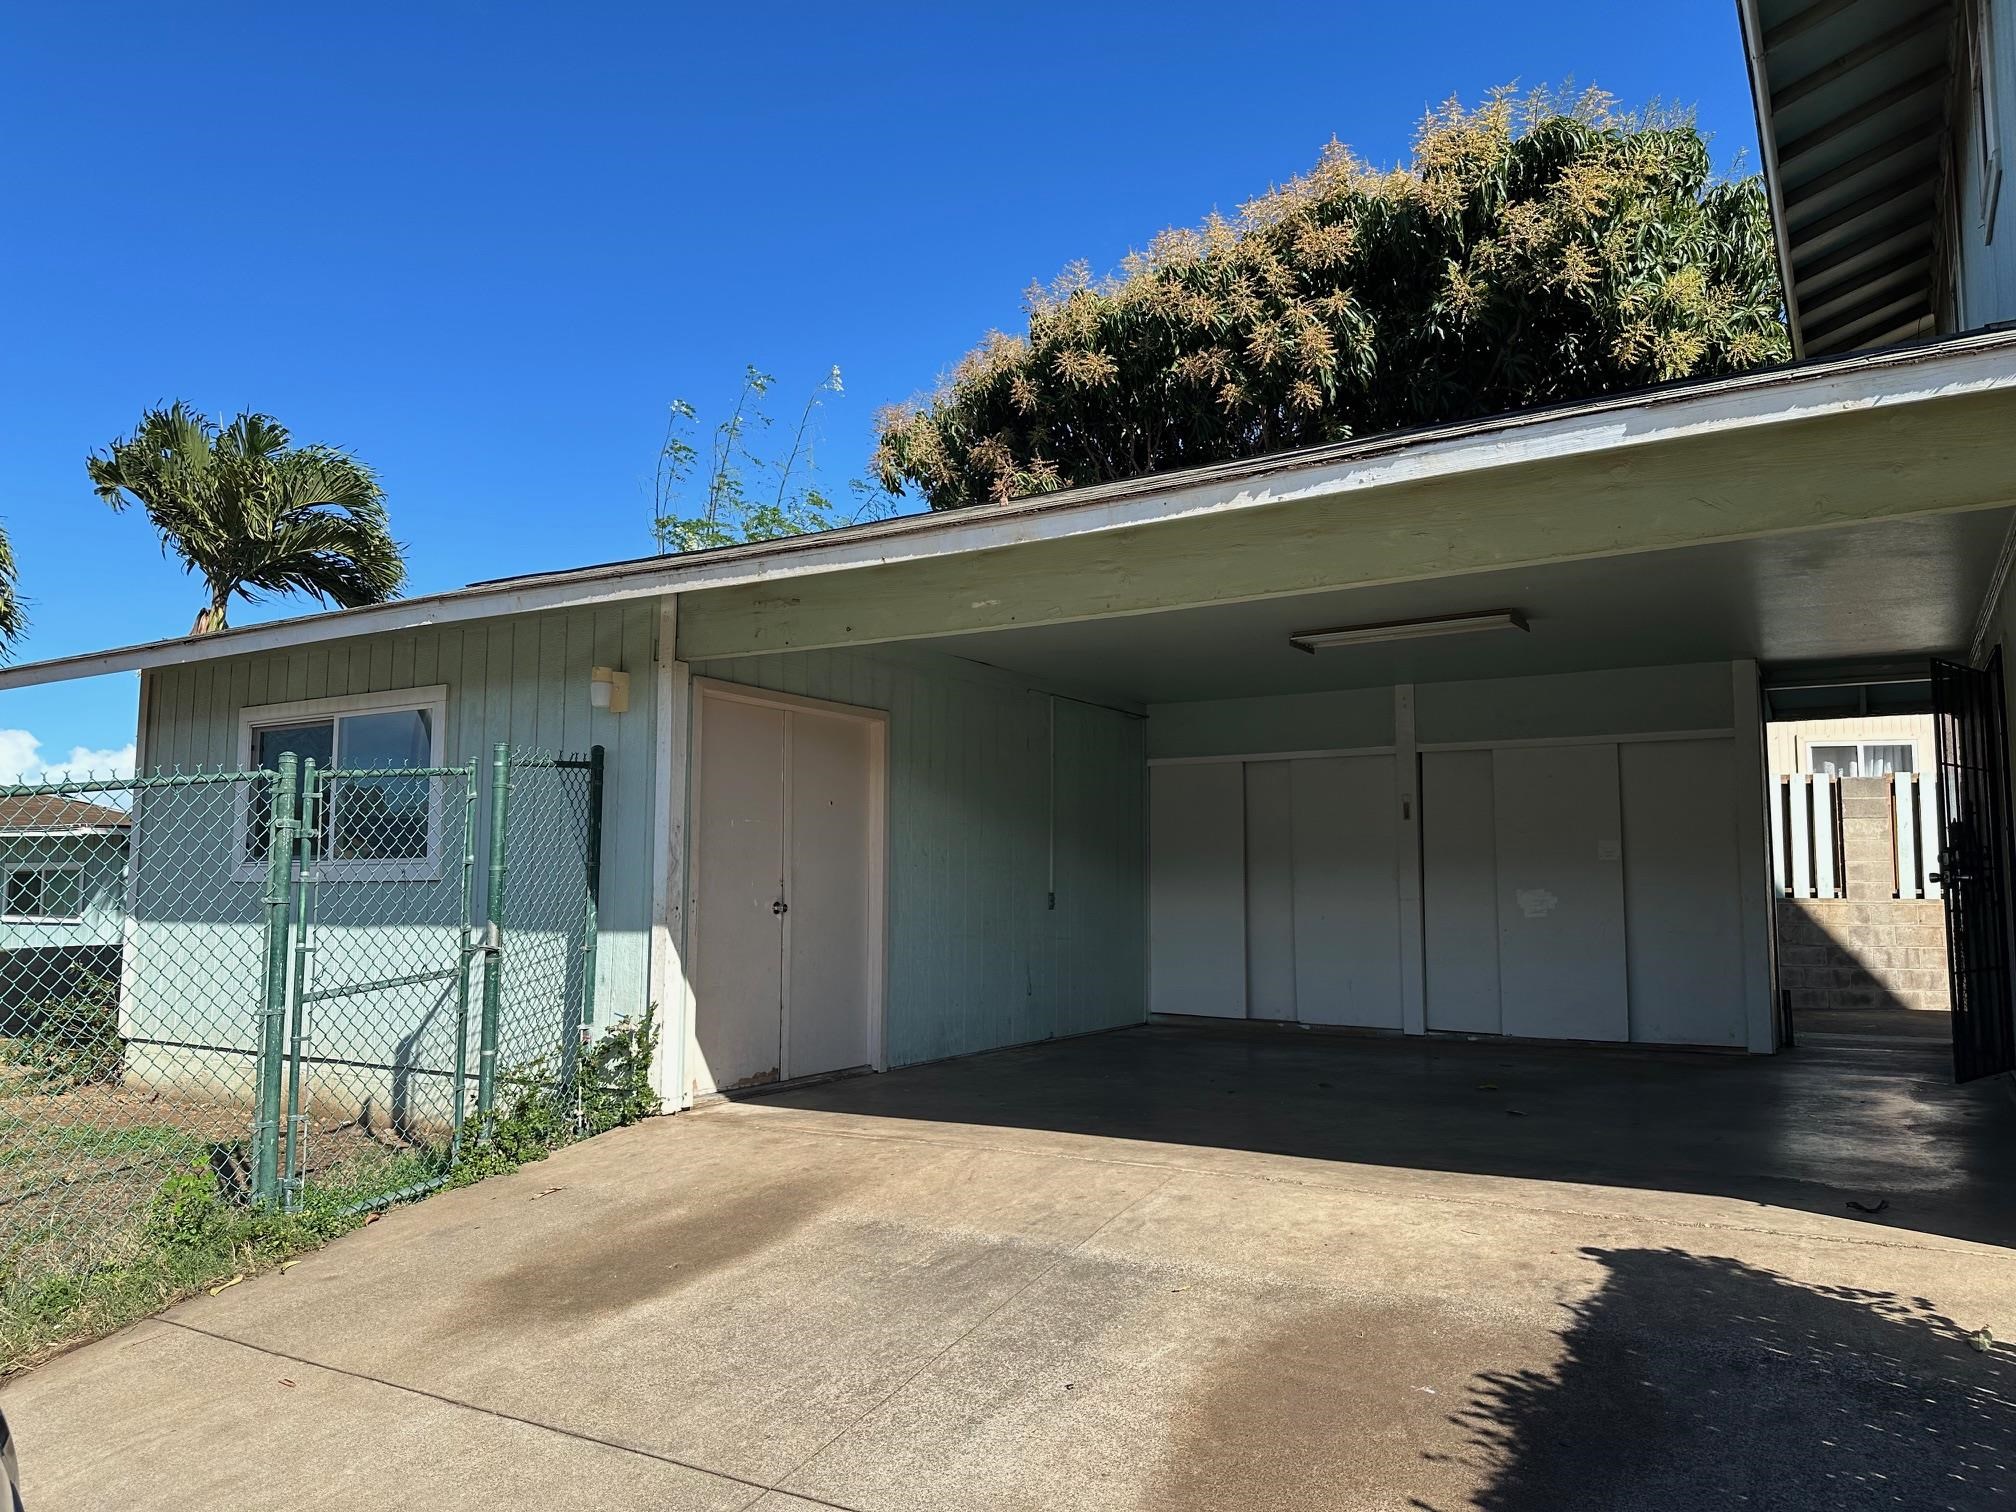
[1417,729,1737,753]
[647,597,690,1106]
[1147,745,1397,766]
[6,332,2016,692]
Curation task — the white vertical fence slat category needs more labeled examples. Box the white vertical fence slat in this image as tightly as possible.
[1771,776,1788,897]
[1772,774,1845,900]
[1893,774,1918,898]
[1920,776,1942,900]
[1788,773,1813,898]
[1812,773,1836,898]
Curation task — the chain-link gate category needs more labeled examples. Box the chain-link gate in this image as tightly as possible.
[0,743,605,1294]
[480,748,604,1133]
[280,757,481,1209]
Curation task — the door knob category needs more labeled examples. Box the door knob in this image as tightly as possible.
[772,899,789,915]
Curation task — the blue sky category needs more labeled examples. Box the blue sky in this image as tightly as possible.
[0,1,1761,774]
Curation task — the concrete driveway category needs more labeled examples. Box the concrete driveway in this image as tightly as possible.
[11,1018,2016,1511]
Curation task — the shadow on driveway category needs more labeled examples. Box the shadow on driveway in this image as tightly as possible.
[757,1020,2016,1250]
[1430,1247,2016,1511]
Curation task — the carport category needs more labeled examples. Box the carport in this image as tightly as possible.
[668,330,2016,1102]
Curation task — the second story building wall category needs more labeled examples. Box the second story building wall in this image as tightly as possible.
[1954,0,2016,327]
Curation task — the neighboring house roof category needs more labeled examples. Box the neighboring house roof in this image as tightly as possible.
[0,327,2014,692]
[0,794,132,835]
[1740,0,1961,357]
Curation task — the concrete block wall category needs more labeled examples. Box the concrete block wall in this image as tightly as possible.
[1776,780,1950,1013]
[1776,899,1951,1013]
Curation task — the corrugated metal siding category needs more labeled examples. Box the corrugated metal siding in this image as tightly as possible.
[138,601,661,1029]
[688,645,1146,1066]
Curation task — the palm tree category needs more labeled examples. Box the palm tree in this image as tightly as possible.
[0,525,23,656]
[88,403,405,635]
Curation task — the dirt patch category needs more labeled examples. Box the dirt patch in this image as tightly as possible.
[465,1167,865,1327]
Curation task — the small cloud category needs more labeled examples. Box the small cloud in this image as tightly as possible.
[0,729,137,785]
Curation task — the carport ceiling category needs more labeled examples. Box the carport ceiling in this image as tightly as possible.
[929,509,2014,705]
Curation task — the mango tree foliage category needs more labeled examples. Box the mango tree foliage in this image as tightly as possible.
[874,90,1790,510]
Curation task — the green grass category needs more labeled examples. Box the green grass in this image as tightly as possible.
[0,1118,205,1169]
[0,1012,663,1374]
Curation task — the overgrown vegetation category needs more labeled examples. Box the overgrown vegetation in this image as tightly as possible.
[874,86,1791,509]
[0,1011,660,1373]
[651,367,893,552]
[2,974,122,1091]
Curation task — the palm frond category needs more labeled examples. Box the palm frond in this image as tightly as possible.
[88,404,405,632]
[0,523,24,657]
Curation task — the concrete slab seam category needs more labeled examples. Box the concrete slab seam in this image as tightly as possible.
[154,1319,876,1512]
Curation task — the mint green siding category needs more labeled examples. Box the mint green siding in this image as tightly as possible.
[1147,689,1395,759]
[688,644,1147,1066]
[127,603,662,1109]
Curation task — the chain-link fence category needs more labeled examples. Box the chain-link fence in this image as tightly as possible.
[0,745,605,1293]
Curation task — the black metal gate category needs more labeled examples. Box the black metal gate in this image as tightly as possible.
[1933,652,2016,1082]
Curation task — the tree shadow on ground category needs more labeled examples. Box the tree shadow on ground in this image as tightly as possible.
[1427,1247,2016,1511]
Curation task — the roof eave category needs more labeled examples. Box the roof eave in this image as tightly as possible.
[5,329,2016,693]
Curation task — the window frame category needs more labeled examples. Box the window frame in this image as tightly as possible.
[1803,738,1922,778]
[234,685,449,883]
[2,862,87,925]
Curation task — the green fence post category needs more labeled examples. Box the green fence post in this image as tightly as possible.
[449,766,479,1164]
[476,743,511,1132]
[254,752,299,1210]
[579,745,605,1043]
[282,760,320,1209]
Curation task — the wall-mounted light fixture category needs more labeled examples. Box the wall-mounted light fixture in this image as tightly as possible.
[1288,609,1528,653]
[590,665,631,713]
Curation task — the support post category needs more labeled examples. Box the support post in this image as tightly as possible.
[282,760,320,1208]
[476,743,511,1130]
[450,765,479,1163]
[1394,684,1426,1037]
[254,753,299,1210]
[579,744,605,1046]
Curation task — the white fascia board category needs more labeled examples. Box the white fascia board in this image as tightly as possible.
[6,331,2016,693]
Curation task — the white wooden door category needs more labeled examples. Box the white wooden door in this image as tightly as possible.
[1422,750,1502,1034]
[1491,744,1629,1042]
[692,694,788,1093]
[1148,762,1247,1018]
[1620,739,1746,1046]
[785,706,876,1079]
[1243,761,1299,1021]
[691,686,880,1096]
[1290,755,1403,1028]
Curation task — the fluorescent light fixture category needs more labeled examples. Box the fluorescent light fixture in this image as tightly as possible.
[1289,609,1528,653]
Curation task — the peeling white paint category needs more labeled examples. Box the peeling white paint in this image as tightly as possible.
[1515,887,1560,919]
